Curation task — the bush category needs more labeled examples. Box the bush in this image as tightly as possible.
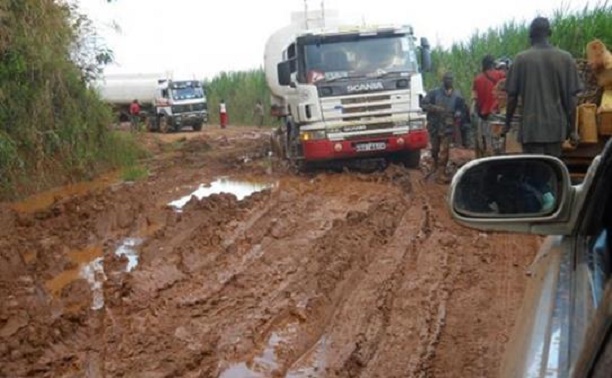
[0,1,142,200]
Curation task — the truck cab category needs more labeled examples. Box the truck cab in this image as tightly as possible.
[152,80,208,132]
[266,19,432,168]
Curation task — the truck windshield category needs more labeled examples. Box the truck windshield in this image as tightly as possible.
[170,84,205,100]
[301,34,418,83]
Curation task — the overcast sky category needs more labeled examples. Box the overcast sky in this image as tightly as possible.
[76,0,595,80]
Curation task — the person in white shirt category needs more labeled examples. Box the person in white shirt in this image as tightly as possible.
[219,99,228,129]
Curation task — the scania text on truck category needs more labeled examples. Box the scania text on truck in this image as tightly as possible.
[265,11,432,169]
[97,73,208,132]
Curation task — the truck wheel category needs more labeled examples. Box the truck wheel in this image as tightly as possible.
[402,150,421,168]
[159,116,170,133]
[145,117,154,132]
[270,129,286,159]
[193,122,203,131]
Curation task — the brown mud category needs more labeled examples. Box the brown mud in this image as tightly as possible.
[0,126,539,377]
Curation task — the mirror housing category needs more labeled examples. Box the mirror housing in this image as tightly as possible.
[277,61,292,86]
[448,155,574,235]
[420,37,432,73]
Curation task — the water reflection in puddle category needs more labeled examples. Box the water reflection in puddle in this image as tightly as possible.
[220,320,307,378]
[220,332,282,378]
[80,257,106,310]
[169,177,275,210]
[114,238,143,272]
[286,335,329,377]
[46,238,143,310]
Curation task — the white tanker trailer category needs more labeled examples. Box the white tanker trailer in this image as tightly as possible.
[96,73,208,132]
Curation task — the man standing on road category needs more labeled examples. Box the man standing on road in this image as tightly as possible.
[254,100,264,127]
[472,54,506,155]
[129,99,141,132]
[421,72,467,184]
[219,99,228,129]
[503,17,583,157]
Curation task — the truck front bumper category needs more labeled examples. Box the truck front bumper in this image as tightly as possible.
[171,112,206,127]
[301,129,429,161]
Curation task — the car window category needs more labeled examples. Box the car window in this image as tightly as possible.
[572,282,612,378]
[572,141,612,377]
[584,166,612,308]
[590,328,612,378]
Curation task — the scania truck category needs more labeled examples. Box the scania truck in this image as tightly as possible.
[264,11,431,168]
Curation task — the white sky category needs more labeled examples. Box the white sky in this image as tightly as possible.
[76,0,595,80]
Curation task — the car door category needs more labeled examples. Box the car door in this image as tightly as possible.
[446,138,612,377]
[569,140,612,377]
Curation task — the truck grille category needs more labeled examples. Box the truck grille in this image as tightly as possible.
[172,103,206,113]
[341,95,390,105]
[338,95,392,125]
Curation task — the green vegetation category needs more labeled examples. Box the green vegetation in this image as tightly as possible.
[202,3,612,126]
[424,1,612,96]
[121,165,149,182]
[0,1,143,200]
[205,69,276,126]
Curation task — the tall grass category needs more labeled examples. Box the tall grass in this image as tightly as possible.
[424,1,612,96]
[205,69,275,126]
[203,3,612,126]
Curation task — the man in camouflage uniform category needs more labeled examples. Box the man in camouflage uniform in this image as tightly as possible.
[421,72,467,184]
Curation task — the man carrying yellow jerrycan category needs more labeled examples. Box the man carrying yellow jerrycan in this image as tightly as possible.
[561,38,612,177]
[478,18,612,174]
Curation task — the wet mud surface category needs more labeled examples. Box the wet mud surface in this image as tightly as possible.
[0,126,540,377]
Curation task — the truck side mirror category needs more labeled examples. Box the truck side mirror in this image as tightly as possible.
[420,37,432,73]
[277,61,292,86]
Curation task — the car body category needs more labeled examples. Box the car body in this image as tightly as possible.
[447,139,612,378]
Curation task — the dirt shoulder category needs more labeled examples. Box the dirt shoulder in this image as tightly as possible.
[0,126,538,377]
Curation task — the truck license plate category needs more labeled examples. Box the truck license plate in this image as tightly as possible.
[355,142,386,152]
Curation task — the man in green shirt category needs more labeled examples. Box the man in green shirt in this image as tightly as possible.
[421,72,467,184]
[503,17,583,157]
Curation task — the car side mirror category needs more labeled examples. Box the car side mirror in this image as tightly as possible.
[451,156,569,218]
[447,155,577,235]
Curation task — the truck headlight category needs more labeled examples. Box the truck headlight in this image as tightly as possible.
[408,119,426,130]
[300,130,326,141]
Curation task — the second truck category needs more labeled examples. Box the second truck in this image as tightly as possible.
[265,11,432,169]
[97,73,208,133]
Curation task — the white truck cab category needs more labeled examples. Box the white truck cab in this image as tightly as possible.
[265,11,432,168]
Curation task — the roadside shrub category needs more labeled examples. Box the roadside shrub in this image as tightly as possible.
[0,0,142,200]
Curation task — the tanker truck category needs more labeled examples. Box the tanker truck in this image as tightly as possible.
[96,73,208,132]
[265,11,432,169]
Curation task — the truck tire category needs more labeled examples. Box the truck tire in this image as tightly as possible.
[144,116,154,132]
[159,116,170,133]
[270,129,286,159]
[193,122,203,131]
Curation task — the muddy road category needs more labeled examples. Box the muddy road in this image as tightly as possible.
[0,126,540,377]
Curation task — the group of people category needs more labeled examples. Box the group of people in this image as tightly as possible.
[217,99,265,129]
[128,98,265,130]
[422,16,583,185]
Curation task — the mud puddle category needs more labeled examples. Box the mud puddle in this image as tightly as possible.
[220,322,301,377]
[46,238,143,310]
[169,177,276,209]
